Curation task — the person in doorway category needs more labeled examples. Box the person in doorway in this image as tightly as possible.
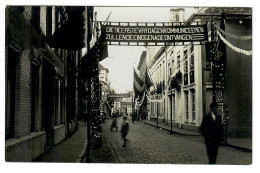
[201,102,224,164]
[120,116,129,147]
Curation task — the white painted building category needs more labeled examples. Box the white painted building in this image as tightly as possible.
[145,8,203,132]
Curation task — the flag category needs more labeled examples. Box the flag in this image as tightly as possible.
[145,67,153,89]
[217,13,227,71]
[133,68,144,98]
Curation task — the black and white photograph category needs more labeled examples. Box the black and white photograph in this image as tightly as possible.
[1,0,258,171]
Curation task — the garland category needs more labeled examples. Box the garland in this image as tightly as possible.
[215,24,252,40]
[217,31,252,56]
[138,91,146,106]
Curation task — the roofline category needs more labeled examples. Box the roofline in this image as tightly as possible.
[185,13,252,25]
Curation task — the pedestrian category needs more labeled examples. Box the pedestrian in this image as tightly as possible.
[110,115,118,131]
[132,112,136,123]
[120,116,129,147]
[200,102,224,164]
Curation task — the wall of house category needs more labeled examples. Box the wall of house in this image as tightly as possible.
[224,19,252,137]
[5,6,79,162]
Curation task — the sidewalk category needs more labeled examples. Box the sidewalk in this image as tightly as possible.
[33,121,87,163]
[144,119,252,152]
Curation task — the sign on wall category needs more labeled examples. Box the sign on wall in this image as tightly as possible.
[101,22,208,46]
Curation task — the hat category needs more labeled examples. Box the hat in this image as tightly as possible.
[209,102,218,109]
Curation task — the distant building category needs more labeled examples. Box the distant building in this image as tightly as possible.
[99,63,111,117]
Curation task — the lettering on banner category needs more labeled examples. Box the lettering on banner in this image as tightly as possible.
[101,23,208,44]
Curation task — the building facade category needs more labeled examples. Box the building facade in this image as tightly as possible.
[5,6,86,161]
[99,63,112,117]
[144,7,252,137]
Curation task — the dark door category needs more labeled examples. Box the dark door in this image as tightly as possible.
[42,60,55,147]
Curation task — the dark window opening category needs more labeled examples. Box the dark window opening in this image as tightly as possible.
[31,64,39,132]
[6,48,18,139]
[46,6,52,38]
[31,6,40,32]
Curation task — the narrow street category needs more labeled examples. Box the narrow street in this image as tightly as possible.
[90,117,252,164]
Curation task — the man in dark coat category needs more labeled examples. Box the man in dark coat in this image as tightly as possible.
[201,102,224,164]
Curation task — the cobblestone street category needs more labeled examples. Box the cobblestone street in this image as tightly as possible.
[90,117,252,164]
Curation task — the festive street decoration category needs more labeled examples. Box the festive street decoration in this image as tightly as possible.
[217,31,252,56]
[215,24,252,40]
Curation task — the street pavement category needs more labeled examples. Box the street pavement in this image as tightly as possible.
[32,117,252,164]
[91,116,252,164]
[34,121,87,163]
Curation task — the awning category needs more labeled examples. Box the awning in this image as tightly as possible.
[47,7,88,51]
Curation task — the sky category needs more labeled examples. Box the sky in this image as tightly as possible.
[95,7,195,93]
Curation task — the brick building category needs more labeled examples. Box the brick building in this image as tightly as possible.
[5,6,88,161]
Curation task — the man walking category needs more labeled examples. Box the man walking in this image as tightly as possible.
[201,102,224,164]
[120,116,129,147]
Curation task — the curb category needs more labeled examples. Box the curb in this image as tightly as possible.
[145,122,202,136]
[146,122,252,152]
[225,143,252,152]
[76,139,88,163]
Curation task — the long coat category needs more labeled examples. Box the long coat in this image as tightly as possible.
[201,112,224,143]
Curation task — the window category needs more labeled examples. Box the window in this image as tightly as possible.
[151,102,154,115]
[177,55,180,68]
[31,64,39,132]
[54,78,59,126]
[184,61,188,73]
[185,91,189,120]
[55,7,60,29]
[46,6,52,38]
[172,95,175,120]
[190,45,194,54]
[31,6,40,32]
[6,48,18,139]
[184,50,188,60]
[60,81,64,124]
[190,54,194,71]
[190,54,195,84]
[184,61,188,85]
[176,14,179,22]
[191,90,196,121]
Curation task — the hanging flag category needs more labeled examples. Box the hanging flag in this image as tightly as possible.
[133,68,144,98]
[145,67,153,89]
[217,13,227,72]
